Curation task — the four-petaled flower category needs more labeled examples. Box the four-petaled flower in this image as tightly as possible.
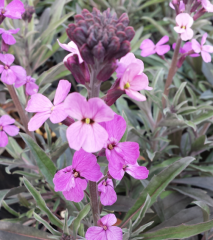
[98,175,117,206]
[0,115,19,147]
[0,28,19,45]
[192,33,213,63]
[26,80,71,131]
[0,53,26,85]
[15,75,39,96]
[85,214,122,240]
[119,63,152,101]
[140,36,170,57]
[53,149,102,202]
[64,93,114,153]
[174,13,194,41]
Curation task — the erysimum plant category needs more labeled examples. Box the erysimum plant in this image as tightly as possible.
[1,1,213,240]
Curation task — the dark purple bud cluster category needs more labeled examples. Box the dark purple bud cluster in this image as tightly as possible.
[66,8,135,65]
[22,4,35,23]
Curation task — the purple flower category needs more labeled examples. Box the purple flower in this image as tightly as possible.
[0,115,19,147]
[201,0,213,12]
[85,214,122,240]
[58,39,83,64]
[0,28,19,45]
[140,36,170,57]
[0,0,25,23]
[109,162,149,180]
[119,63,152,101]
[98,175,117,206]
[64,93,114,153]
[170,0,185,12]
[172,42,199,57]
[15,76,39,96]
[53,149,102,202]
[192,33,213,63]
[174,13,194,41]
[100,114,140,169]
[0,53,26,85]
[116,52,144,79]
[26,80,71,131]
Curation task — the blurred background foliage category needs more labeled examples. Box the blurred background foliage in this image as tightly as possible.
[1,0,213,239]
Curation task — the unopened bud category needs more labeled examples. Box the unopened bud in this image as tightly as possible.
[22,4,35,23]
[1,39,9,52]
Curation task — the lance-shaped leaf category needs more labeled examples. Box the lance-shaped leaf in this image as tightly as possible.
[121,157,195,227]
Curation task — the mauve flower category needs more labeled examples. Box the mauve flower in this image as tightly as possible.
[100,114,139,169]
[201,0,213,12]
[15,76,39,96]
[140,36,170,57]
[0,53,26,85]
[64,93,114,153]
[98,175,117,206]
[192,33,213,63]
[172,42,199,57]
[174,13,194,41]
[22,3,35,23]
[109,162,149,181]
[0,0,25,24]
[0,115,19,147]
[26,80,71,131]
[85,214,122,240]
[170,0,185,12]
[53,149,102,202]
[120,63,152,101]
[0,28,19,45]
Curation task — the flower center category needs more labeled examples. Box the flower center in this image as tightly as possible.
[4,65,9,70]
[51,106,55,111]
[124,82,130,89]
[103,181,107,186]
[0,126,2,131]
[123,165,127,170]
[1,9,6,14]
[73,171,79,178]
[103,226,107,230]
[108,144,114,150]
[85,118,90,124]
[181,26,186,29]
[82,118,95,124]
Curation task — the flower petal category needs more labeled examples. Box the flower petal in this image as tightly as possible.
[0,131,8,147]
[156,36,169,46]
[25,93,52,113]
[100,183,117,206]
[181,28,193,41]
[101,214,117,226]
[85,227,107,240]
[3,125,19,136]
[106,148,125,169]
[125,89,146,101]
[8,28,20,34]
[140,39,156,57]
[106,226,123,240]
[156,45,170,55]
[126,163,149,179]
[191,39,201,53]
[0,0,4,8]
[50,104,68,124]
[202,45,213,53]
[2,32,16,45]
[0,115,15,126]
[87,98,114,122]
[1,69,16,85]
[116,141,139,165]
[0,53,14,65]
[201,33,208,46]
[72,148,102,181]
[26,82,39,95]
[174,26,185,34]
[130,73,149,91]
[54,80,71,105]
[66,121,87,151]
[100,114,126,141]
[5,0,25,19]
[108,163,124,180]
[14,77,26,88]
[64,92,87,120]
[28,112,50,131]
[201,51,212,63]
[10,66,27,81]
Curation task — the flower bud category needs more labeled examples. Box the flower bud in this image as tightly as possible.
[22,4,35,23]
[61,117,75,127]
[97,61,117,82]
[1,39,9,52]
[64,54,90,84]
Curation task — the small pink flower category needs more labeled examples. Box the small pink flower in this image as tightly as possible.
[98,175,117,206]
[119,63,152,101]
[57,39,83,63]
[192,33,213,63]
[201,0,213,12]
[15,76,39,96]
[174,13,194,41]
[172,42,199,57]
[64,93,114,153]
[53,149,102,202]
[26,80,71,131]
[0,0,25,21]
[85,214,122,240]
[170,0,185,12]
[109,162,149,181]
[100,114,140,169]
[116,52,144,79]
[140,36,170,57]
[0,115,19,147]
[0,53,26,85]
[0,28,19,45]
